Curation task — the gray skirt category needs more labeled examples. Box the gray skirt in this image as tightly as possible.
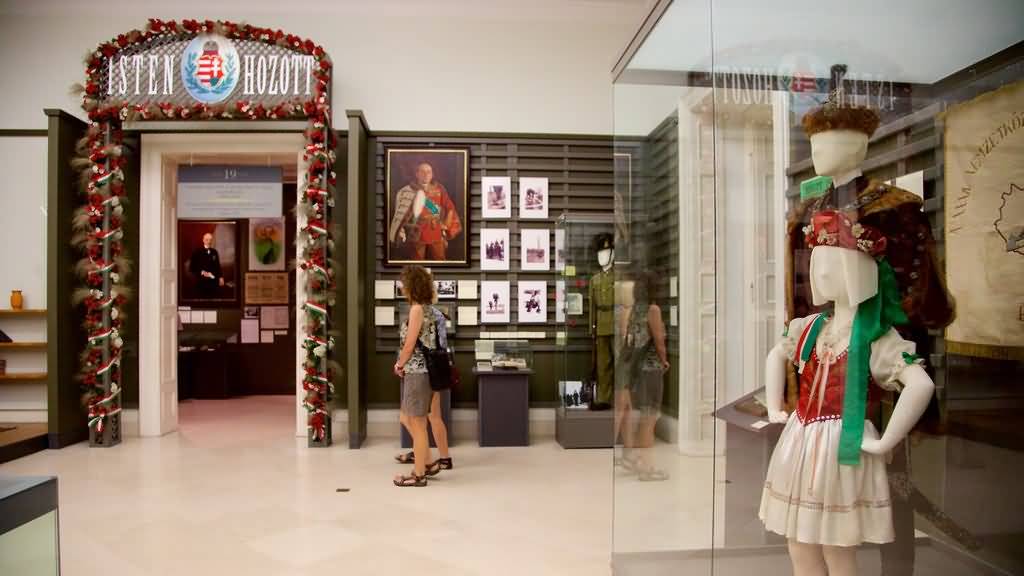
[401,372,432,417]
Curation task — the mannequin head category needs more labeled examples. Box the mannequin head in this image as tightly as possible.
[810,245,878,307]
[810,130,868,179]
[593,232,615,271]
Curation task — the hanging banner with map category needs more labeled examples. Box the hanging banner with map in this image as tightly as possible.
[943,79,1024,359]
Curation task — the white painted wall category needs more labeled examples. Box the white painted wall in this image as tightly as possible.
[0,136,48,422]
[0,138,47,309]
[613,83,687,137]
[0,0,648,133]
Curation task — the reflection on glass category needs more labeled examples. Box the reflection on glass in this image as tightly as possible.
[612,1,1023,574]
[615,271,670,482]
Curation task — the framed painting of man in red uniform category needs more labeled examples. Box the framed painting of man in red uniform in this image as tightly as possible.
[385,147,470,266]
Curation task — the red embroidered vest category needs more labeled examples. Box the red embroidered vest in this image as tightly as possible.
[797,348,883,425]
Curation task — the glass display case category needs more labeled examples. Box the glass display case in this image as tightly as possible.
[612,2,1024,574]
[474,338,533,371]
[491,339,533,371]
[554,211,617,448]
[0,476,59,576]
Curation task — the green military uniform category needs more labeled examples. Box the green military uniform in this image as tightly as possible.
[589,233,616,407]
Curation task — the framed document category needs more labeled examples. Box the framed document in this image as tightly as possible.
[245,272,289,304]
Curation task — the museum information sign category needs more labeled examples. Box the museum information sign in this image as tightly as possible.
[178,165,282,219]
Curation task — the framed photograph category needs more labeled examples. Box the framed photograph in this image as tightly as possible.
[385,147,469,266]
[520,228,550,271]
[248,217,286,271]
[260,306,290,330]
[244,306,259,319]
[435,280,458,299]
[517,281,547,324]
[519,177,549,219]
[554,229,566,271]
[482,176,512,219]
[566,292,584,316]
[178,220,239,307]
[480,228,510,271]
[560,381,587,410]
[480,280,510,324]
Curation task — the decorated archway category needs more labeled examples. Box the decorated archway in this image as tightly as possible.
[73,19,337,446]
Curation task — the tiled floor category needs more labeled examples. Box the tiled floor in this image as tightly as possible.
[613,445,718,554]
[0,396,614,576]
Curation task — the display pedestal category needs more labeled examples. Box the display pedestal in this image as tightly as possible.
[713,387,785,546]
[400,388,452,449]
[475,368,530,447]
[0,476,60,575]
[556,406,614,448]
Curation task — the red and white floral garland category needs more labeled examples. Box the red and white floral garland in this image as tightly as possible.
[75,19,335,443]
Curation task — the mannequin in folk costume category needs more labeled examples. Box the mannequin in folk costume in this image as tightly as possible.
[760,67,939,576]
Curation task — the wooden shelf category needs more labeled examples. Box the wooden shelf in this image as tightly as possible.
[0,309,46,317]
[0,342,47,350]
[0,372,46,382]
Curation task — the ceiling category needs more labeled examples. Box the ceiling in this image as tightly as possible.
[625,0,1024,84]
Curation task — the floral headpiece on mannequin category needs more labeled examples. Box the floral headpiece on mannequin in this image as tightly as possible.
[802,208,908,466]
[804,210,887,257]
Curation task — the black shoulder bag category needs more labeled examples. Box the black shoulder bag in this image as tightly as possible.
[416,319,452,391]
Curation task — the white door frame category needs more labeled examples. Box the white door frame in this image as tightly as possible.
[676,89,717,456]
[138,133,306,437]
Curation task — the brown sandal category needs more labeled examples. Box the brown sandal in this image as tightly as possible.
[393,473,427,487]
[394,451,415,464]
[424,457,453,477]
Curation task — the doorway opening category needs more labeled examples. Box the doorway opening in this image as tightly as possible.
[137,133,308,438]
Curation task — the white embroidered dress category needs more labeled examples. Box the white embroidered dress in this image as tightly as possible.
[759,313,921,546]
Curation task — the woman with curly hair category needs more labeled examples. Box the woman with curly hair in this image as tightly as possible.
[392,265,448,486]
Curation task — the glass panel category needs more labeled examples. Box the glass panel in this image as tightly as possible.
[706,1,1024,574]
[614,1,1023,574]
[611,1,716,572]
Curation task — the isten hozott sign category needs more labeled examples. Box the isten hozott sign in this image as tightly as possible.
[100,33,318,108]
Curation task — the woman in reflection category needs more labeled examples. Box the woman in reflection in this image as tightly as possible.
[616,270,669,481]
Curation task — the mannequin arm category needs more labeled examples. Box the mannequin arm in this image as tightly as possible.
[765,342,789,423]
[860,364,934,455]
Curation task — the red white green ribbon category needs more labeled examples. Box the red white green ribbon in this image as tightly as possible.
[88,328,114,344]
[90,259,116,274]
[305,262,329,277]
[95,227,122,241]
[88,406,121,432]
[304,335,328,348]
[303,301,327,316]
[306,222,328,236]
[94,356,120,376]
